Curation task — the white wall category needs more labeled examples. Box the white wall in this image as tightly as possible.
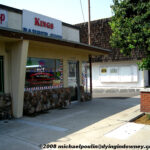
[144,70,149,87]
[62,25,80,42]
[92,61,145,88]
[3,8,80,42]
[7,11,22,30]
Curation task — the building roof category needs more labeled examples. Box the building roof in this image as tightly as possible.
[0,4,80,30]
[76,18,145,62]
[0,27,111,54]
[0,4,111,55]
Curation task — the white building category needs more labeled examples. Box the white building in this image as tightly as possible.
[92,61,148,89]
[76,18,149,95]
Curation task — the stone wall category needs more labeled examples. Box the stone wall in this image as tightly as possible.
[24,88,71,115]
[76,18,145,62]
[24,87,91,116]
[0,87,91,119]
[0,94,12,120]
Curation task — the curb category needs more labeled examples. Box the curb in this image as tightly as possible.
[129,113,145,122]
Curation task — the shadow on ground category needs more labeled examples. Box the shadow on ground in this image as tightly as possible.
[0,96,140,150]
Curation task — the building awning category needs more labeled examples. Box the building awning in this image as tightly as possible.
[0,27,111,55]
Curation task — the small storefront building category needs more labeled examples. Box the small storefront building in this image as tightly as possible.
[76,18,148,95]
[0,5,110,118]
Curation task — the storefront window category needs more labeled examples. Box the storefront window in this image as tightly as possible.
[25,57,63,91]
[0,56,4,93]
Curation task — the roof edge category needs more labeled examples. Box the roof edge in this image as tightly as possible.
[0,27,111,54]
[0,4,22,14]
[0,4,79,30]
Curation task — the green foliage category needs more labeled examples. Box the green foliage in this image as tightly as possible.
[146,114,150,120]
[137,56,150,70]
[109,0,150,70]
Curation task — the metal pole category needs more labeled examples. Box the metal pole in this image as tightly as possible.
[76,61,81,101]
[89,55,92,99]
[88,0,91,45]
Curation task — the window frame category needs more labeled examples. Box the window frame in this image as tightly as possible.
[25,57,62,89]
[0,56,4,93]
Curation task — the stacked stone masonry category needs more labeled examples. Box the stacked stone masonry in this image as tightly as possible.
[0,87,91,119]
[24,87,91,116]
[0,94,12,120]
[76,18,145,62]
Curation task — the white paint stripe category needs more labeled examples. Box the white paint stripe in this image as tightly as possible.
[105,122,145,140]
[16,120,68,132]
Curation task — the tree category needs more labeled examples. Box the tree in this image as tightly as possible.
[109,0,150,70]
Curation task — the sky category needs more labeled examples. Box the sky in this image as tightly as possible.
[0,0,113,24]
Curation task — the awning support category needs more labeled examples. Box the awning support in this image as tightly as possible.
[89,55,92,99]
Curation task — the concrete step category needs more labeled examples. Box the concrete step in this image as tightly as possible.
[93,88,141,98]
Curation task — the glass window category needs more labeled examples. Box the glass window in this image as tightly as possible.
[0,56,4,93]
[25,57,63,90]
[68,61,76,78]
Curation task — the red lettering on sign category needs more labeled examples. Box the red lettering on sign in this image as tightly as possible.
[51,24,54,29]
[0,14,5,24]
[42,21,47,27]
[34,17,54,29]
[34,17,40,26]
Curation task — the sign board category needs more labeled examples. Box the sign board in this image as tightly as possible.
[100,67,109,82]
[101,68,107,73]
[22,9,62,39]
[0,9,8,27]
[100,65,138,83]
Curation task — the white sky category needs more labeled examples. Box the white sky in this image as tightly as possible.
[0,0,113,24]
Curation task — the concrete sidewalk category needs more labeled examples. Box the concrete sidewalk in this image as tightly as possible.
[0,96,149,150]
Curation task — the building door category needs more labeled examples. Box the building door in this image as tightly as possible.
[68,61,80,101]
[0,56,4,93]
